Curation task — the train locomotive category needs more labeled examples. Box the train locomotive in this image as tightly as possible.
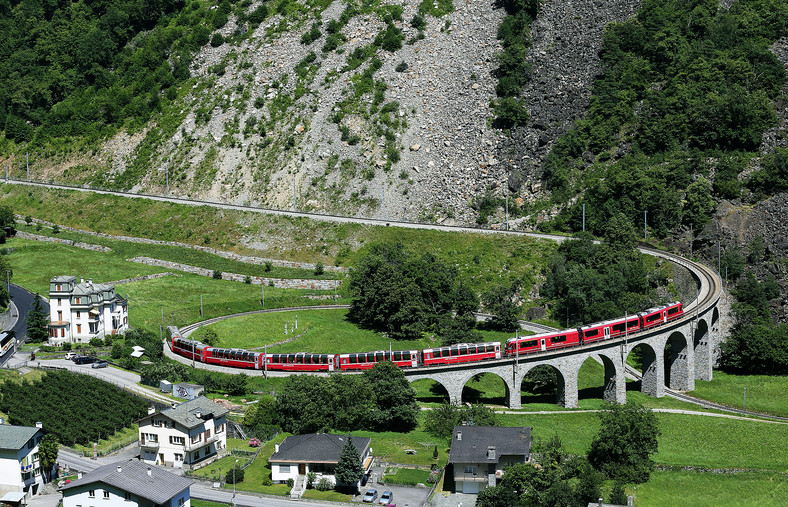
[168,301,683,372]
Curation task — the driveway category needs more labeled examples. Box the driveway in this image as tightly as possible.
[353,484,431,507]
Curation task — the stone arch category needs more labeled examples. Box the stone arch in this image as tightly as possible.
[406,376,456,404]
[460,371,510,407]
[665,330,694,391]
[693,318,712,381]
[629,342,663,398]
[520,363,569,407]
[409,378,450,404]
[575,354,625,405]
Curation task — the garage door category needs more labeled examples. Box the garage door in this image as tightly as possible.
[462,481,480,494]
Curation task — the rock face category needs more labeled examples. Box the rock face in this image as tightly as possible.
[497,0,641,195]
[84,0,643,224]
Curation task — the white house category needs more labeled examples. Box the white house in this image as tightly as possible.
[47,276,129,345]
[0,424,49,501]
[137,397,228,468]
[448,426,531,494]
[60,459,192,507]
[269,433,372,486]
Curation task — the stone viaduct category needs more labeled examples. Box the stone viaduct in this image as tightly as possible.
[403,249,723,408]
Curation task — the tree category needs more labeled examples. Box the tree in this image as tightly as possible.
[38,434,59,481]
[0,205,14,234]
[482,280,521,332]
[225,463,245,484]
[193,326,219,347]
[334,436,364,493]
[604,211,637,251]
[424,402,461,438]
[363,361,419,432]
[683,176,716,227]
[588,402,660,483]
[26,294,49,343]
[476,484,518,507]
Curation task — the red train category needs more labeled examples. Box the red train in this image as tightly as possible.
[168,301,683,372]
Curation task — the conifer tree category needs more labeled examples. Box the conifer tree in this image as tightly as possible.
[334,436,363,493]
[26,294,49,343]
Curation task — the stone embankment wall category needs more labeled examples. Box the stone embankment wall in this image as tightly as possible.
[16,216,348,273]
[15,230,112,252]
[129,256,340,290]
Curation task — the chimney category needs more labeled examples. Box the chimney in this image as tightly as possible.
[81,278,84,284]
[456,431,462,441]
[627,496,634,506]
[598,498,604,507]
[148,407,156,415]
[35,422,43,429]
[77,472,82,480]
[487,446,496,460]
[147,467,152,477]
[195,410,202,419]
[117,466,122,473]
[275,444,280,453]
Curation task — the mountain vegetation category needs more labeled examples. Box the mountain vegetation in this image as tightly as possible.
[541,0,787,235]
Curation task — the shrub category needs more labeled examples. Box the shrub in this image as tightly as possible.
[248,4,268,24]
[225,465,245,484]
[287,478,294,488]
[395,61,408,72]
[89,337,104,347]
[301,22,322,45]
[212,270,222,279]
[315,478,332,491]
[62,342,72,351]
[25,216,32,225]
[244,275,252,284]
[254,96,265,108]
[374,23,404,52]
[314,262,324,276]
[248,438,262,447]
[52,225,60,234]
[264,261,272,272]
[410,14,426,30]
[210,33,225,47]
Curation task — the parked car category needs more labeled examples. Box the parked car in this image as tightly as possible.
[64,352,77,360]
[91,360,109,369]
[362,489,378,503]
[73,356,96,365]
[379,491,393,505]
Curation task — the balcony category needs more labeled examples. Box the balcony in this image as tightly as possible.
[20,463,34,473]
[185,434,217,451]
[454,472,490,482]
[140,439,160,449]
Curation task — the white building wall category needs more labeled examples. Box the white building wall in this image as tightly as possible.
[0,438,44,498]
[139,416,227,467]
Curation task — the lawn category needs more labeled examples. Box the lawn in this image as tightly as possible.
[689,371,788,417]
[500,411,788,471]
[205,308,434,352]
[353,413,451,467]
[633,469,788,506]
[384,467,432,486]
[71,425,139,457]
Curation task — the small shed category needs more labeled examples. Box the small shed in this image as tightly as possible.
[159,380,172,393]
[173,382,204,400]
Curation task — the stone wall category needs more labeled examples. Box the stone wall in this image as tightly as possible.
[128,256,340,290]
[15,230,112,252]
[17,216,348,273]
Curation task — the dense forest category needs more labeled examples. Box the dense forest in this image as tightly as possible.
[542,0,787,235]
[0,0,248,145]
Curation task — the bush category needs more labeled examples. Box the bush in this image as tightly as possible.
[301,22,322,45]
[248,4,268,24]
[315,478,333,491]
[52,225,60,234]
[395,61,408,73]
[89,337,104,347]
[244,275,252,284]
[287,478,294,488]
[264,261,272,272]
[225,465,245,484]
[62,342,72,351]
[210,33,225,47]
[212,270,222,279]
[314,263,324,276]
[374,23,404,52]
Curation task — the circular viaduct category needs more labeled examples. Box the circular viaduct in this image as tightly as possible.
[403,248,722,409]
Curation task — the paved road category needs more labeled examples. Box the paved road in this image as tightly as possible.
[0,283,48,367]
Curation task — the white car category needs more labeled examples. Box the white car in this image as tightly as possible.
[379,491,393,505]
[64,352,77,360]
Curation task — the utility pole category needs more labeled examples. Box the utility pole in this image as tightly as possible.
[718,241,721,273]
[505,197,509,231]
[261,284,264,308]
[690,223,693,259]
[200,295,203,318]
[26,152,29,181]
[165,165,169,196]
[743,388,746,412]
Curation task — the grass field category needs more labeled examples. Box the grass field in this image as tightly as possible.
[633,469,788,506]
[384,467,432,486]
[690,371,788,417]
[0,183,556,297]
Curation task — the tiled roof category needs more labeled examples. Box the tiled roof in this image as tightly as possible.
[142,396,228,430]
[0,425,40,451]
[60,460,192,504]
[269,434,371,463]
[448,426,531,464]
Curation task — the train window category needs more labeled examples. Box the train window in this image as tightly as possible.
[628,320,638,329]
[459,346,467,356]
[367,353,375,362]
[393,351,401,361]
[296,355,303,364]
[287,354,295,363]
[668,307,679,315]
[585,329,599,338]
[376,352,385,362]
[487,344,494,353]
[349,354,357,364]
[612,323,625,333]
[552,335,567,343]
[521,340,537,349]
[646,314,660,323]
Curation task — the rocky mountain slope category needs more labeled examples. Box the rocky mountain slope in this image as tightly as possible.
[86,0,640,224]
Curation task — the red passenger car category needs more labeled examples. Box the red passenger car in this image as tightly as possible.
[206,347,262,369]
[505,329,581,356]
[422,342,501,366]
[263,353,337,371]
[171,337,211,363]
[337,350,419,371]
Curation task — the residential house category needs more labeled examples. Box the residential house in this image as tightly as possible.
[137,397,228,468]
[60,459,192,507]
[448,426,531,494]
[269,433,372,486]
[0,423,50,500]
[47,276,129,345]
